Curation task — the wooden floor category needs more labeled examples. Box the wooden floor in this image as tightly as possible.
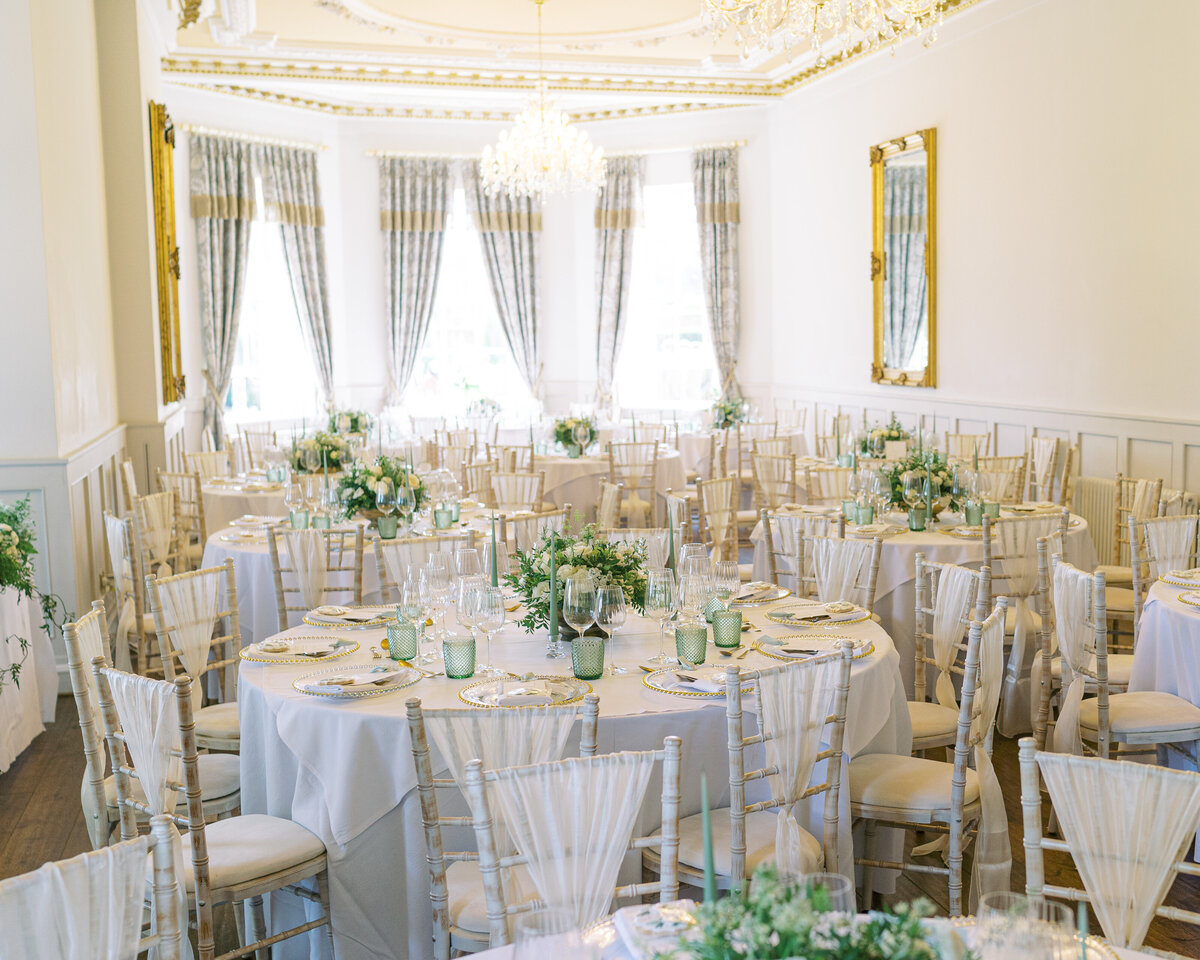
[4,695,1199,957]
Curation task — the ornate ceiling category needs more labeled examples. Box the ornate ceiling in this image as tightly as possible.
[159,0,982,121]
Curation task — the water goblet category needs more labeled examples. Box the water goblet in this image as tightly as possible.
[712,560,739,609]
[562,571,598,642]
[644,568,677,665]
[595,583,627,676]
[475,585,506,678]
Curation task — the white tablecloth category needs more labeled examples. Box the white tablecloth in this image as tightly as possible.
[751,512,1098,699]
[0,588,59,774]
[238,605,910,959]
[535,450,685,521]
[676,430,809,477]
[1130,580,1200,706]
[202,481,287,534]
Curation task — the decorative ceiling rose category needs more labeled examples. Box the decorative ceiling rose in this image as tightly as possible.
[480,0,605,201]
[700,0,946,63]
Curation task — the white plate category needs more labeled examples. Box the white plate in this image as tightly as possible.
[765,602,870,627]
[642,666,753,698]
[219,531,261,543]
[293,663,421,699]
[240,635,359,664]
[315,605,350,617]
[1161,569,1200,588]
[755,634,875,661]
[302,605,397,629]
[1179,591,1200,610]
[231,514,274,526]
[729,582,790,606]
[457,675,591,707]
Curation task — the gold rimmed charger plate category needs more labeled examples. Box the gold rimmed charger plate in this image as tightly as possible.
[642,666,753,700]
[939,526,984,540]
[458,675,591,708]
[765,603,870,627]
[1160,572,1200,589]
[239,636,359,664]
[729,583,790,607]
[946,917,1117,960]
[1178,591,1200,610]
[292,663,421,700]
[302,605,397,630]
[754,635,875,662]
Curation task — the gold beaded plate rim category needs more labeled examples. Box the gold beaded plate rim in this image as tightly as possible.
[765,603,871,627]
[239,635,359,664]
[302,605,396,630]
[1160,572,1200,589]
[729,583,790,606]
[946,917,1116,960]
[1178,591,1200,610]
[457,675,592,708]
[754,635,875,662]
[939,526,984,539]
[642,667,754,699]
[292,663,421,699]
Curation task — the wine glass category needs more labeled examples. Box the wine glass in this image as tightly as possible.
[513,908,594,960]
[797,872,856,913]
[303,444,321,475]
[284,481,304,524]
[456,576,486,671]
[562,572,598,642]
[455,547,482,581]
[976,892,1073,960]
[475,585,506,679]
[375,477,396,517]
[337,413,351,435]
[677,573,710,621]
[902,471,925,511]
[423,560,452,640]
[415,568,439,663]
[644,568,677,665]
[303,474,323,516]
[395,483,414,534]
[572,421,591,452]
[712,560,739,609]
[595,583,627,676]
[398,576,426,659]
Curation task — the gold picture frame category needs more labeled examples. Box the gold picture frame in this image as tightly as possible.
[871,128,936,388]
[149,101,185,404]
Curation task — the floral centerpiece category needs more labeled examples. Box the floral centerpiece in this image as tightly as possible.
[861,416,911,455]
[553,416,597,456]
[289,432,351,473]
[466,397,501,419]
[885,451,963,513]
[712,396,749,430]
[675,866,968,960]
[337,456,427,520]
[328,409,372,435]
[504,524,647,634]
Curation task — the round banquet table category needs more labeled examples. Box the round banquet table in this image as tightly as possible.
[202,479,287,534]
[1130,579,1200,707]
[676,430,809,477]
[750,509,1098,701]
[0,587,58,774]
[238,603,911,959]
[534,449,685,520]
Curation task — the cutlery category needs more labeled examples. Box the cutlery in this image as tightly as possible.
[735,646,753,660]
[639,664,655,673]
[398,659,445,678]
[673,673,697,684]
[717,647,742,657]
[295,650,335,659]
[782,648,820,656]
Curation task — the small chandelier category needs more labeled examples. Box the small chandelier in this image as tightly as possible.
[700,0,946,62]
[480,0,605,201]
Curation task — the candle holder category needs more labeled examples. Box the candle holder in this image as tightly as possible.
[675,621,708,665]
[855,503,875,525]
[703,594,726,624]
[310,513,332,530]
[711,610,743,648]
[841,499,857,520]
[983,501,1001,519]
[386,620,419,661]
[837,453,856,469]
[433,504,454,530]
[442,634,476,679]
[450,500,461,523]
[570,635,604,681]
[377,515,398,539]
[907,507,927,532]
[964,500,984,526]
[289,510,309,530]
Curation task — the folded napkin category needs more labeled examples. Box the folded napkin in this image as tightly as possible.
[301,668,403,693]
[733,583,774,602]
[613,901,697,960]
[669,668,726,693]
[495,686,555,706]
[1168,568,1200,580]
[772,603,860,624]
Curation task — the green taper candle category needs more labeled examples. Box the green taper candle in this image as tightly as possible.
[701,771,716,903]
[490,515,499,588]
[548,531,558,640]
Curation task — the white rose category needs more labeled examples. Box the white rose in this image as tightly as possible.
[558,564,577,580]
[533,581,549,599]
[0,523,10,532]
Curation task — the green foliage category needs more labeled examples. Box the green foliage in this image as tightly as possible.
[553,417,597,448]
[504,524,648,633]
[289,431,352,473]
[712,397,749,430]
[328,409,372,434]
[860,416,911,454]
[336,457,428,517]
[884,451,964,512]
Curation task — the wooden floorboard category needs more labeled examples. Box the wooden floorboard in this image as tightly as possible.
[3,695,1198,956]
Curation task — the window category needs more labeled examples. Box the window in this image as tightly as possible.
[613,181,719,411]
[225,223,322,424]
[403,188,534,417]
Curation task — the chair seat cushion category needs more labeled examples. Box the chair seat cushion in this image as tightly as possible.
[664,808,822,878]
[106,752,240,809]
[1005,606,1042,634]
[1096,564,1133,587]
[196,702,240,743]
[1051,654,1134,687]
[186,541,204,562]
[446,860,535,936]
[907,701,959,747]
[1079,692,1200,735]
[1104,586,1136,614]
[849,754,979,813]
[738,563,755,583]
[173,814,325,892]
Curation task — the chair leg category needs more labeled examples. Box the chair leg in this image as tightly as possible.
[948,818,965,916]
[317,869,337,958]
[249,895,267,960]
[233,899,245,951]
[861,820,878,907]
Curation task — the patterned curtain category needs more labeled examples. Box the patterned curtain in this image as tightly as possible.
[464,161,542,394]
[189,134,254,449]
[379,157,452,404]
[692,147,742,399]
[594,155,645,410]
[255,144,335,408]
[883,164,928,369]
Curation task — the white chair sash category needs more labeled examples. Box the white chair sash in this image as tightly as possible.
[154,572,223,712]
[1030,437,1057,494]
[969,610,1011,909]
[812,537,871,606]
[1038,753,1200,948]
[1051,562,1095,756]
[284,529,327,610]
[103,514,135,673]
[138,493,175,577]
[930,565,977,709]
[702,479,735,559]
[757,659,838,877]
[1146,516,1199,579]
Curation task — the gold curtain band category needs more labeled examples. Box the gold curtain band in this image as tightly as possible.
[472,210,543,232]
[594,209,640,230]
[262,200,325,228]
[696,202,740,224]
[189,194,255,220]
[379,210,447,232]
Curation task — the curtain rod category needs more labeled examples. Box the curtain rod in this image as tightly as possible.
[180,124,328,151]
[365,139,747,160]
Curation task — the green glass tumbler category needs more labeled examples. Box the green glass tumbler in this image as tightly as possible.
[442,634,475,679]
[964,501,984,526]
[377,515,398,539]
[289,510,309,530]
[433,506,454,530]
[386,620,419,661]
[310,513,332,530]
[983,501,1002,519]
[711,610,743,648]
[856,503,875,525]
[675,622,708,665]
[571,635,604,681]
[907,507,927,532]
[703,594,726,624]
[841,499,857,520]
[450,500,461,522]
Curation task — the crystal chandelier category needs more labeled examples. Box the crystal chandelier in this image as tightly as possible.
[700,0,946,61]
[480,0,605,200]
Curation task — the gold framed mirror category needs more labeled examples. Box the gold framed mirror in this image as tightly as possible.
[871,128,935,387]
[149,101,185,404]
